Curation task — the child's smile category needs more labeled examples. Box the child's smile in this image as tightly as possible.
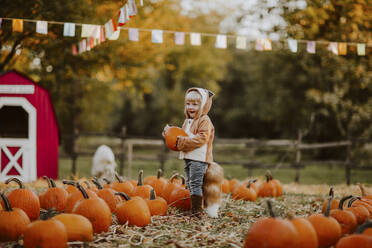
[186,100,200,119]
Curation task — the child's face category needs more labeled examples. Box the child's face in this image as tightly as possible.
[185,99,201,118]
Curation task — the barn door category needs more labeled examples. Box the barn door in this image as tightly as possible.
[0,97,36,182]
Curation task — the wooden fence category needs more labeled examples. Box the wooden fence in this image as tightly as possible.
[62,128,372,185]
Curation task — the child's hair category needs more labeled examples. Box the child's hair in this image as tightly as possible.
[185,90,202,103]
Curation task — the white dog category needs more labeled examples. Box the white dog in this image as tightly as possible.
[91,145,117,182]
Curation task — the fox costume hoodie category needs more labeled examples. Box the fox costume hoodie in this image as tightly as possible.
[177,87,215,164]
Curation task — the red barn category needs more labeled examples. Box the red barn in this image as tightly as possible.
[0,70,59,182]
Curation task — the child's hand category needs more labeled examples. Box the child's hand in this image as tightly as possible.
[162,124,170,138]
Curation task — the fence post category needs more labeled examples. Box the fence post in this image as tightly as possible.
[127,141,133,179]
[345,134,352,185]
[294,129,302,183]
[119,126,127,176]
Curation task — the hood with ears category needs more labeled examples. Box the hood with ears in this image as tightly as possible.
[184,87,214,119]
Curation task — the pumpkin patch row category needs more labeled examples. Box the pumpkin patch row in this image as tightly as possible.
[0,170,194,247]
[243,187,372,248]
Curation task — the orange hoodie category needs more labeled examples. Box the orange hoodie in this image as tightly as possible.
[177,87,214,164]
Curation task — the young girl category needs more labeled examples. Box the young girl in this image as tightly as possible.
[164,87,223,218]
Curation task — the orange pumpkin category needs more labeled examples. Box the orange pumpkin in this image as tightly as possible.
[0,193,31,242]
[39,176,68,212]
[290,217,318,248]
[330,195,358,235]
[308,195,342,248]
[23,219,67,248]
[4,177,40,221]
[229,178,240,193]
[168,184,191,211]
[221,179,230,194]
[344,197,369,225]
[244,200,299,248]
[63,182,98,213]
[349,197,372,216]
[145,189,168,216]
[132,170,153,199]
[72,184,112,233]
[115,192,151,227]
[91,177,121,212]
[52,213,93,241]
[162,173,181,203]
[258,172,277,197]
[111,172,135,196]
[164,126,188,151]
[335,220,372,248]
[148,169,168,197]
[232,180,257,201]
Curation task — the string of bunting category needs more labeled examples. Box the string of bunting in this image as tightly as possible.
[0,5,370,56]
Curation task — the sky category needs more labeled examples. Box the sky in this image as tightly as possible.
[180,0,307,40]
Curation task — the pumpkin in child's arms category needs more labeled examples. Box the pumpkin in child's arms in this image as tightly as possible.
[164,126,188,151]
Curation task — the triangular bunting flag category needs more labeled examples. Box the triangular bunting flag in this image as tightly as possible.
[175,32,185,45]
[118,7,128,26]
[152,29,163,43]
[263,38,272,51]
[190,33,201,46]
[236,36,247,49]
[357,43,365,56]
[128,0,138,17]
[306,41,316,54]
[215,35,227,49]
[72,44,78,55]
[338,43,347,55]
[63,23,75,37]
[129,28,139,41]
[12,19,23,32]
[108,29,120,40]
[36,21,48,35]
[287,39,297,53]
[328,42,338,55]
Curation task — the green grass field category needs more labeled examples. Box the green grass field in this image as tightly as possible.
[58,156,372,185]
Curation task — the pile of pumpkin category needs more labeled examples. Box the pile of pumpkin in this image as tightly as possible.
[221,170,283,201]
[0,169,192,248]
[243,186,372,248]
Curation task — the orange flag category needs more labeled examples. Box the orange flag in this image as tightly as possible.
[12,19,23,32]
[338,43,347,55]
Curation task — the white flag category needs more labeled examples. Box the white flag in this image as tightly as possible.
[263,38,272,51]
[236,36,246,49]
[255,39,264,51]
[215,35,227,49]
[63,23,75,37]
[118,7,128,26]
[129,28,139,41]
[81,24,97,37]
[328,42,338,55]
[175,32,185,45]
[357,43,365,56]
[36,21,48,35]
[140,0,143,6]
[152,29,163,44]
[108,29,120,40]
[287,39,298,53]
[306,41,316,54]
[91,25,101,39]
[190,33,201,46]
[105,19,117,38]
[128,0,138,16]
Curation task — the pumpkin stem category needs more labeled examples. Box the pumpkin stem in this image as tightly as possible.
[324,194,333,217]
[43,176,52,188]
[115,172,123,183]
[103,178,111,184]
[150,189,156,200]
[357,183,367,197]
[115,192,130,201]
[5,177,25,189]
[84,181,91,189]
[76,183,89,199]
[62,180,76,187]
[157,169,163,179]
[49,178,57,188]
[328,187,334,197]
[180,175,186,185]
[347,196,359,208]
[137,170,144,186]
[0,193,12,212]
[92,177,103,190]
[338,195,353,210]
[266,200,276,218]
[247,179,257,189]
[169,173,179,183]
[265,171,272,182]
[355,219,372,234]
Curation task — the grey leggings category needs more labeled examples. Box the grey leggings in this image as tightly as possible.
[184,159,208,196]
